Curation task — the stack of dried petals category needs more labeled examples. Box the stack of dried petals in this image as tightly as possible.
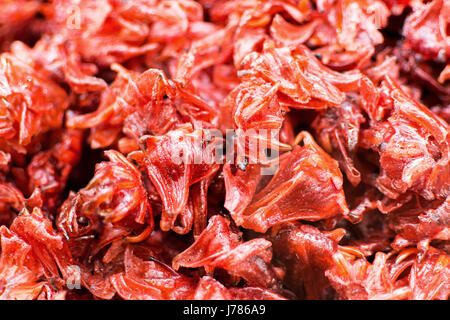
[0,0,448,300]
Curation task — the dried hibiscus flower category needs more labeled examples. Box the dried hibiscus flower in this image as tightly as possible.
[0,0,448,301]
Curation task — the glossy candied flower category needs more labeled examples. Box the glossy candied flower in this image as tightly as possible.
[360,76,450,200]
[68,64,218,150]
[223,163,262,221]
[110,244,197,300]
[111,243,285,300]
[0,50,69,148]
[173,215,283,291]
[387,197,450,249]
[175,14,239,86]
[229,78,284,133]
[268,221,346,299]
[0,183,42,227]
[238,41,347,107]
[57,150,153,242]
[293,45,362,92]
[130,124,221,232]
[0,207,75,299]
[193,276,286,300]
[43,0,158,67]
[332,0,390,51]
[11,38,108,94]
[66,65,178,148]
[1,0,449,301]
[208,0,310,26]
[0,225,57,299]
[236,131,349,233]
[408,246,449,300]
[223,77,291,164]
[270,14,323,48]
[190,176,216,237]
[27,129,83,214]
[2,207,115,300]
[325,251,411,300]
[403,0,450,61]
[326,244,450,300]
